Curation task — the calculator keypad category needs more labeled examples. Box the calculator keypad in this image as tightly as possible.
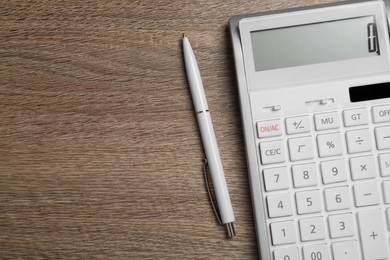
[372,104,390,123]
[328,213,355,238]
[286,116,311,134]
[314,112,340,131]
[288,136,315,161]
[349,155,376,180]
[332,240,359,260]
[257,103,390,260]
[375,125,390,150]
[316,133,343,157]
[345,128,372,153]
[291,163,318,188]
[343,108,369,127]
[259,140,286,165]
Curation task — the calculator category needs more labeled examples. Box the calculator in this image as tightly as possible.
[229,0,390,259]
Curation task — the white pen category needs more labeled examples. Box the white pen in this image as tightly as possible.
[182,34,236,237]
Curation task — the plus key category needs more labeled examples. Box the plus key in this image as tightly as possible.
[357,209,389,259]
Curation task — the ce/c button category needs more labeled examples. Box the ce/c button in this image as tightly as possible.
[259,140,286,165]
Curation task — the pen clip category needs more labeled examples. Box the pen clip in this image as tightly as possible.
[203,158,222,225]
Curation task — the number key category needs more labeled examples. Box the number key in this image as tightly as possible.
[302,243,329,260]
[328,213,355,238]
[263,167,289,191]
[274,247,299,260]
[267,193,293,218]
[299,217,326,242]
[295,189,321,215]
[324,186,351,211]
[270,220,297,245]
[292,163,318,188]
[320,159,347,184]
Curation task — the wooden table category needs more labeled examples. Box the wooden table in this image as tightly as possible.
[0,0,340,258]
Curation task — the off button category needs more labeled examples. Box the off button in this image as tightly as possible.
[372,104,390,123]
[259,140,286,165]
[257,119,283,139]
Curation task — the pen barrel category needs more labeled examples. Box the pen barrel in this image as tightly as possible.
[183,37,209,112]
[197,111,235,224]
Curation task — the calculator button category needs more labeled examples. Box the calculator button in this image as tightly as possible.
[357,209,389,260]
[273,247,299,260]
[324,186,351,211]
[379,153,390,176]
[375,126,390,150]
[295,189,322,215]
[288,136,314,161]
[314,112,340,131]
[292,163,318,188]
[328,213,355,238]
[353,182,380,207]
[320,159,347,184]
[372,104,390,123]
[345,128,372,154]
[349,155,377,180]
[332,240,359,260]
[302,244,329,260]
[270,220,297,245]
[259,140,286,165]
[267,193,293,218]
[256,119,283,138]
[285,116,311,135]
[299,217,326,241]
[383,181,390,204]
[263,167,289,191]
[316,132,343,158]
[343,108,369,127]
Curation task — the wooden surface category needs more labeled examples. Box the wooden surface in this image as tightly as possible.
[0,0,340,258]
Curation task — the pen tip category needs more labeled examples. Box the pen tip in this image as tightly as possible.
[182,33,186,38]
[226,222,236,238]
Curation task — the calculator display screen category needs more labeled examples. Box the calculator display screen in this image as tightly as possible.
[349,82,390,102]
[251,16,379,71]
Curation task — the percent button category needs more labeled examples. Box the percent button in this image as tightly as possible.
[317,132,343,158]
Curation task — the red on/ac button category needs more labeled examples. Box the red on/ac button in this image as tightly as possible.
[257,119,283,139]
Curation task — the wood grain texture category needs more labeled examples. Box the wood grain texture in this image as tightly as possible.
[0,0,341,258]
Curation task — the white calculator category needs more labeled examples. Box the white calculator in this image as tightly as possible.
[229,0,390,259]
